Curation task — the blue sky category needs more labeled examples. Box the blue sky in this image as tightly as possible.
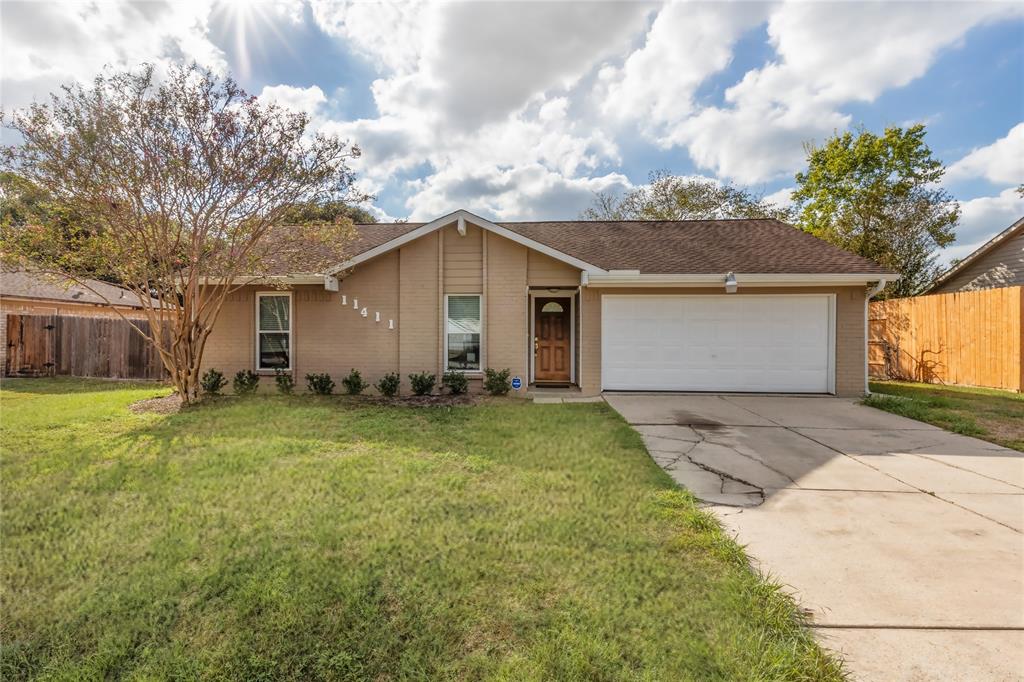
[2,1,1022,263]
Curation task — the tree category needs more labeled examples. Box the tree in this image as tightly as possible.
[582,170,793,221]
[2,63,365,403]
[280,199,376,225]
[793,125,958,297]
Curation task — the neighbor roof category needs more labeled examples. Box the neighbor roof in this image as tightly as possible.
[0,266,158,308]
[345,217,895,276]
[925,216,1024,293]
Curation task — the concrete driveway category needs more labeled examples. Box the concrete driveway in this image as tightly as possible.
[605,393,1024,682]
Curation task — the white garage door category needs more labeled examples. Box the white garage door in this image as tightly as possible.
[601,295,834,393]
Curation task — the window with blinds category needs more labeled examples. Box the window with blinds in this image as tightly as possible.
[446,294,481,371]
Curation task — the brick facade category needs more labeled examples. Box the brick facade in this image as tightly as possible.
[200,227,870,397]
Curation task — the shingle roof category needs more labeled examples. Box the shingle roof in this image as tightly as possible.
[350,218,895,275]
[0,266,159,308]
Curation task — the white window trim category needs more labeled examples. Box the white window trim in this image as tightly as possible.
[528,289,577,385]
[255,291,293,373]
[444,293,483,373]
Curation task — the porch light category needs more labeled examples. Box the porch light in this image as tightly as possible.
[724,272,737,294]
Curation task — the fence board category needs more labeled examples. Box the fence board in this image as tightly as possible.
[869,286,1022,392]
[5,313,165,380]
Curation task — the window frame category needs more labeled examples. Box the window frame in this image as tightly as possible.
[255,291,293,373]
[443,293,483,373]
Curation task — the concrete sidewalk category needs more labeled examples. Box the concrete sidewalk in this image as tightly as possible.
[605,393,1024,682]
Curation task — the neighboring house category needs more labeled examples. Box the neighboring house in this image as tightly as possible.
[0,266,155,318]
[200,209,897,397]
[927,216,1024,294]
[1,266,157,374]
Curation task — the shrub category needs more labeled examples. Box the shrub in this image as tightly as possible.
[305,372,335,395]
[442,370,469,395]
[483,367,512,396]
[274,369,294,395]
[200,368,227,396]
[341,368,369,395]
[233,370,260,395]
[375,372,401,398]
[408,371,436,396]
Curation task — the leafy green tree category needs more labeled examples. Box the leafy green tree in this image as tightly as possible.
[280,199,376,225]
[2,63,365,403]
[583,170,793,221]
[793,125,958,297]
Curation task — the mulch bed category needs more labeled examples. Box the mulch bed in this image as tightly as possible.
[128,393,181,415]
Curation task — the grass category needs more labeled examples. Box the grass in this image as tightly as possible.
[1,378,841,681]
[866,381,1024,451]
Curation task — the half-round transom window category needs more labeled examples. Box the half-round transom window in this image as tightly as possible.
[541,301,564,313]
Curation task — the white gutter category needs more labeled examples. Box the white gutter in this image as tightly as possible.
[864,278,888,394]
[584,272,900,287]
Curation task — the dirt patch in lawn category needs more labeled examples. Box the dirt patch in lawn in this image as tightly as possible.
[129,394,181,415]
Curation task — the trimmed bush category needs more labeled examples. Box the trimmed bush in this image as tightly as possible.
[375,372,401,398]
[341,368,369,395]
[274,369,295,395]
[408,371,436,396]
[305,373,335,395]
[483,368,512,396]
[233,370,260,395]
[200,368,227,396]
[442,370,469,395]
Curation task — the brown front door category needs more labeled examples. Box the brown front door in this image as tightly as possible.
[534,297,571,383]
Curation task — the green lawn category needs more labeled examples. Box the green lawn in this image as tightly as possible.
[866,381,1024,452]
[1,378,840,681]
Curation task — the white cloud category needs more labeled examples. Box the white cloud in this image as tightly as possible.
[946,122,1024,185]
[954,187,1024,245]
[258,84,328,116]
[600,0,767,126]
[0,1,226,109]
[640,1,1023,183]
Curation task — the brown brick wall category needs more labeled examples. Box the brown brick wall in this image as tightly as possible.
[199,230,868,397]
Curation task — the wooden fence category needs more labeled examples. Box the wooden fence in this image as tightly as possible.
[4,314,165,380]
[869,286,1023,392]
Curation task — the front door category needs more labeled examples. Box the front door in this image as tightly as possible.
[534,297,571,383]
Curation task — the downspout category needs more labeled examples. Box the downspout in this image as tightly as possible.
[864,279,887,395]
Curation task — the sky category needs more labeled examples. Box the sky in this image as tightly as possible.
[2,1,1022,265]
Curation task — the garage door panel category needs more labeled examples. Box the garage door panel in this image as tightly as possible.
[602,295,832,393]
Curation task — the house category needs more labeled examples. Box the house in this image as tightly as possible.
[927,216,1024,293]
[200,209,898,397]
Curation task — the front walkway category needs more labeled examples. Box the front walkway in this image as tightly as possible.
[605,393,1024,681]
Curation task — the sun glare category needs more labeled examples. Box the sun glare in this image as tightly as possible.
[213,0,296,80]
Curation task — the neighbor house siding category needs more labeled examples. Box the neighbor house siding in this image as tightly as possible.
[578,286,867,397]
[931,229,1024,293]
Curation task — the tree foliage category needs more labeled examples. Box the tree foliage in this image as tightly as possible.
[583,170,793,222]
[2,63,365,402]
[793,125,958,297]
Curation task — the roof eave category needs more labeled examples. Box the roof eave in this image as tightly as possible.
[582,272,900,288]
[326,209,607,275]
